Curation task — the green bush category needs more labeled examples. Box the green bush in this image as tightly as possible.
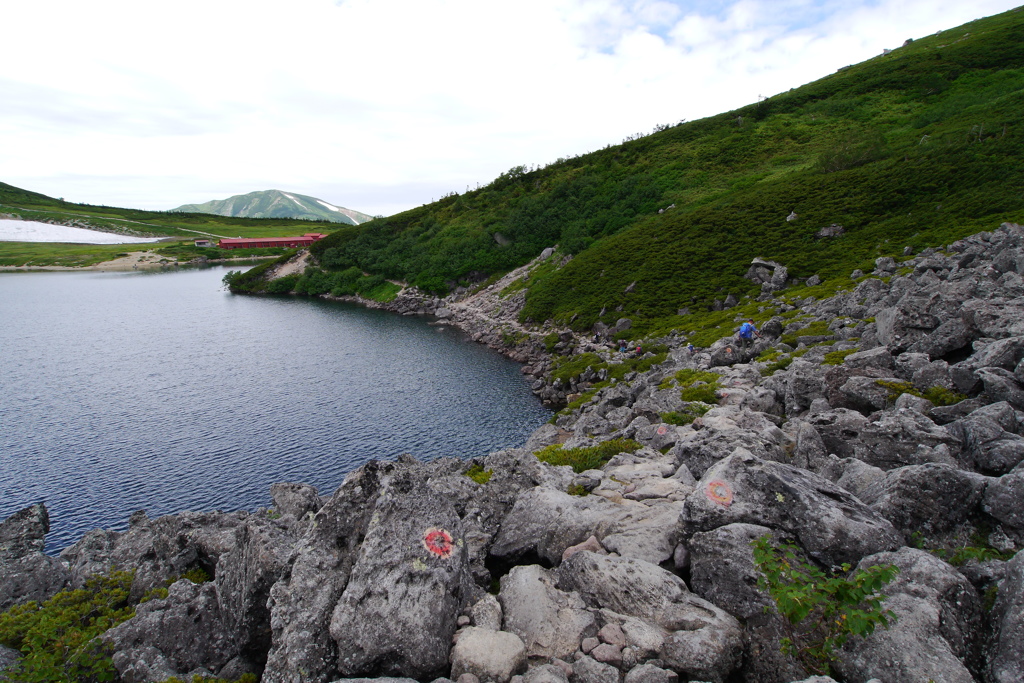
[875,380,966,406]
[822,348,858,365]
[465,464,493,485]
[761,355,794,376]
[535,439,641,473]
[661,402,712,425]
[752,536,898,675]
[0,571,138,682]
[781,320,833,347]
[550,353,604,385]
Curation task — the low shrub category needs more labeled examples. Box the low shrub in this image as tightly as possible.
[0,571,138,683]
[567,483,589,496]
[752,535,898,675]
[465,464,493,485]
[780,320,832,347]
[535,439,641,473]
[875,380,966,406]
[761,355,794,376]
[822,348,858,365]
[661,402,712,425]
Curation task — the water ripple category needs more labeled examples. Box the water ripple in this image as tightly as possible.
[0,267,551,551]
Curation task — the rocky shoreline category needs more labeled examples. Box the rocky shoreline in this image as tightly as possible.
[3,223,1024,683]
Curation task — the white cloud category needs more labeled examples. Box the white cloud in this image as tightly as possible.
[0,0,1020,216]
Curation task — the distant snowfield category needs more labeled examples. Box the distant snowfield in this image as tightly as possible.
[0,219,163,244]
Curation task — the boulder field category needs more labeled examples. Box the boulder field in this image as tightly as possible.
[3,223,1024,683]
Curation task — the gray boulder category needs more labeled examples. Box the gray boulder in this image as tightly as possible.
[0,644,19,676]
[471,593,503,631]
[983,472,1024,530]
[784,361,827,415]
[834,458,887,500]
[961,298,1024,339]
[977,367,1024,409]
[967,336,1024,371]
[105,579,237,683]
[809,408,962,471]
[60,509,246,598]
[835,548,982,683]
[521,664,569,682]
[688,523,807,683]
[858,464,987,536]
[490,487,682,567]
[213,515,295,665]
[264,461,419,683]
[558,552,742,682]
[572,656,619,683]
[498,564,595,660]
[838,376,901,413]
[682,450,903,566]
[688,523,776,621]
[329,484,474,679]
[842,347,894,371]
[988,550,1024,683]
[947,404,1024,474]
[623,664,678,683]
[523,424,564,453]
[269,482,322,519]
[670,406,787,477]
[450,627,527,683]
[0,503,69,610]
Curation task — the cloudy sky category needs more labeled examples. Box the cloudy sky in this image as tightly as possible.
[1,0,1020,217]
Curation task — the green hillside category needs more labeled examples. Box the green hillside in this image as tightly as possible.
[267,7,1024,334]
[172,189,374,225]
[0,183,351,266]
[0,182,342,238]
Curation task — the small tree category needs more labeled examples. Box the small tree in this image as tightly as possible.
[752,535,899,675]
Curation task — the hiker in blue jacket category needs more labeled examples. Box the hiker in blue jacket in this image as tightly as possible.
[738,319,760,349]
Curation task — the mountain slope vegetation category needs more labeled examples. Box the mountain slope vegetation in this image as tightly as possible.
[278,7,1024,334]
[172,189,374,225]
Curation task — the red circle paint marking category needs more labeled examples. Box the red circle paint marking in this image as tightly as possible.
[706,480,734,507]
[423,528,455,558]
[657,425,668,436]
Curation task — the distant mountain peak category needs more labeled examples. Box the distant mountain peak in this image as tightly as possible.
[172,189,374,225]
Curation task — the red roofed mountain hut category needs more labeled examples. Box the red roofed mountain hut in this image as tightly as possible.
[218,233,328,249]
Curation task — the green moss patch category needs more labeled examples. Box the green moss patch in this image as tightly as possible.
[535,439,641,473]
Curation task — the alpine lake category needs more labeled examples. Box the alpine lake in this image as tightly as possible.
[0,265,552,552]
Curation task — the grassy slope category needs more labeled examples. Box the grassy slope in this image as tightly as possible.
[299,7,1024,334]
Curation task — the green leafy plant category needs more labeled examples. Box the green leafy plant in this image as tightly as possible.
[822,348,858,365]
[567,483,589,496]
[752,535,899,675]
[661,402,712,425]
[465,464,493,484]
[535,439,641,473]
[761,354,795,376]
[875,380,966,406]
[658,368,721,404]
[0,570,139,682]
[781,320,833,347]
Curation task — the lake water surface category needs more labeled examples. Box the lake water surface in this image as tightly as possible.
[0,266,551,551]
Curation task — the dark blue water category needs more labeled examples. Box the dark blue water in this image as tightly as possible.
[0,266,551,552]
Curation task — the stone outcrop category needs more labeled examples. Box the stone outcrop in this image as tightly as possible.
[0,503,69,611]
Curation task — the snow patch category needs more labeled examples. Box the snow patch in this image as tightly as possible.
[316,199,342,212]
[282,193,305,209]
